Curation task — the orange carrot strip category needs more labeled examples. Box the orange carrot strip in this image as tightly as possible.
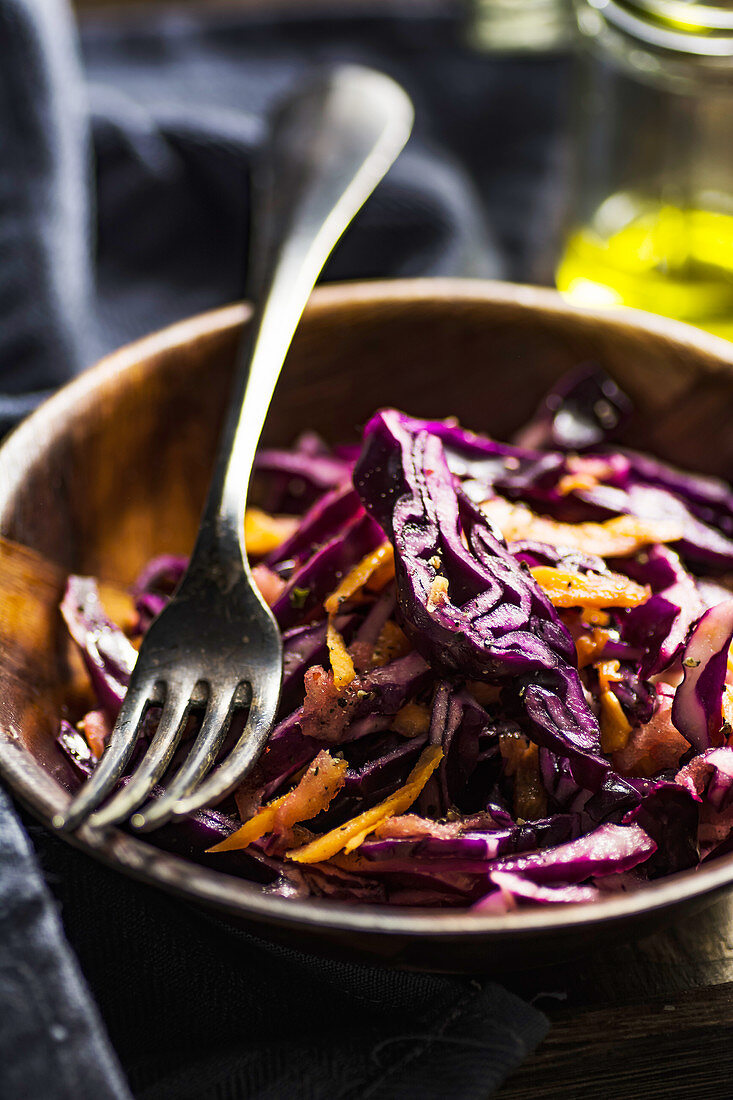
[466,681,502,706]
[581,607,611,627]
[365,557,396,593]
[482,497,683,557]
[600,690,632,753]
[207,793,289,853]
[207,751,348,853]
[244,508,299,557]
[326,620,356,690]
[273,752,349,833]
[499,733,547,821]
[371,621,412,667]
[596,658,623,693]
[576,628,611,669]
[392,702,432,738]
[286,745,443,864]
[324,543,394,615]
[78,709,112,761]
[557,472,603,496]
[530,566,649,609]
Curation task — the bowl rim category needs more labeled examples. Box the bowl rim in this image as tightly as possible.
[3,276,733,941]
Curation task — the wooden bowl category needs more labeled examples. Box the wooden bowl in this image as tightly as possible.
[3,278,733,972]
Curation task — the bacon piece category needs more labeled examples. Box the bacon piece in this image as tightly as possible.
[614,691,690,777]
[372,814,463,840]
[699,803,733,850]
[300,665,358,742]
[79,709,112,761]
[252,563,287,606]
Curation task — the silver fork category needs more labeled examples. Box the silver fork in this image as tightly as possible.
[57,65,413,834]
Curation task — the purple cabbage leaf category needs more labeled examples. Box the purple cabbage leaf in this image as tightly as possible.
[513,364,632,452]
[672,600,733,752]
[354,409,609,790]
[60,576,135,716]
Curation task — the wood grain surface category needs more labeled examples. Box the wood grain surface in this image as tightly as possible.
[498,894,733,1099]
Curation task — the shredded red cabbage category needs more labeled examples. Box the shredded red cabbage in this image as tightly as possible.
[56,368,733,909]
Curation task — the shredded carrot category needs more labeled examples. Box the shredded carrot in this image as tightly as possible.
[207,752,348,853]
[576,628,611,669]
[596,658,623,693]
[326,620,356,690]
[499,733,547,821]
[324,543,394,615]
[576,634,596,668]
[581,607,611,627]
[427,575,449,612]
[557,472,602,496]
[365,556,396,593]
[466,681,502,706]
[600,690,632,753]
[273,752,348,833]
[78,709,111,761]
[392,702,432,738]
[322,544,399,683]
[286,745,443,864]
[530,566,649,609]
[207,793,289,853]
[244,508,299,557]
[481,497,683,557]
[322,546,397,682]
[371,621,412,667]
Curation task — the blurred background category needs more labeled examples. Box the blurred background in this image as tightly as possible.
[70,0,733,340]
[3,0,732,434]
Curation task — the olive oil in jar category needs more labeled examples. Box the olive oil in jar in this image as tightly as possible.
[559,1,733,339]
[557,197,733,339]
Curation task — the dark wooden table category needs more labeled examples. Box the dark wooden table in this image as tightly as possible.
[496,895,733,1099]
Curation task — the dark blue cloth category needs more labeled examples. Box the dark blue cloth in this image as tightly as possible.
[0,1,568,1096]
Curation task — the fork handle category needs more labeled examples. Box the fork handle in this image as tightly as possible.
[187,66,413,581]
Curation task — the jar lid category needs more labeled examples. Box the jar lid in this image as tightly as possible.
[589,0,733,53]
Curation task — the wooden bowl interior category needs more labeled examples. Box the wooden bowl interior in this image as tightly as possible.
[7,285,733,583]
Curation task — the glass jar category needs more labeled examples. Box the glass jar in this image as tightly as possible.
[556,1,733,339]
[468,0,573,52]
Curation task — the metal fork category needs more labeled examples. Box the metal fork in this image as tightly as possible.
[57,65,413,834]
